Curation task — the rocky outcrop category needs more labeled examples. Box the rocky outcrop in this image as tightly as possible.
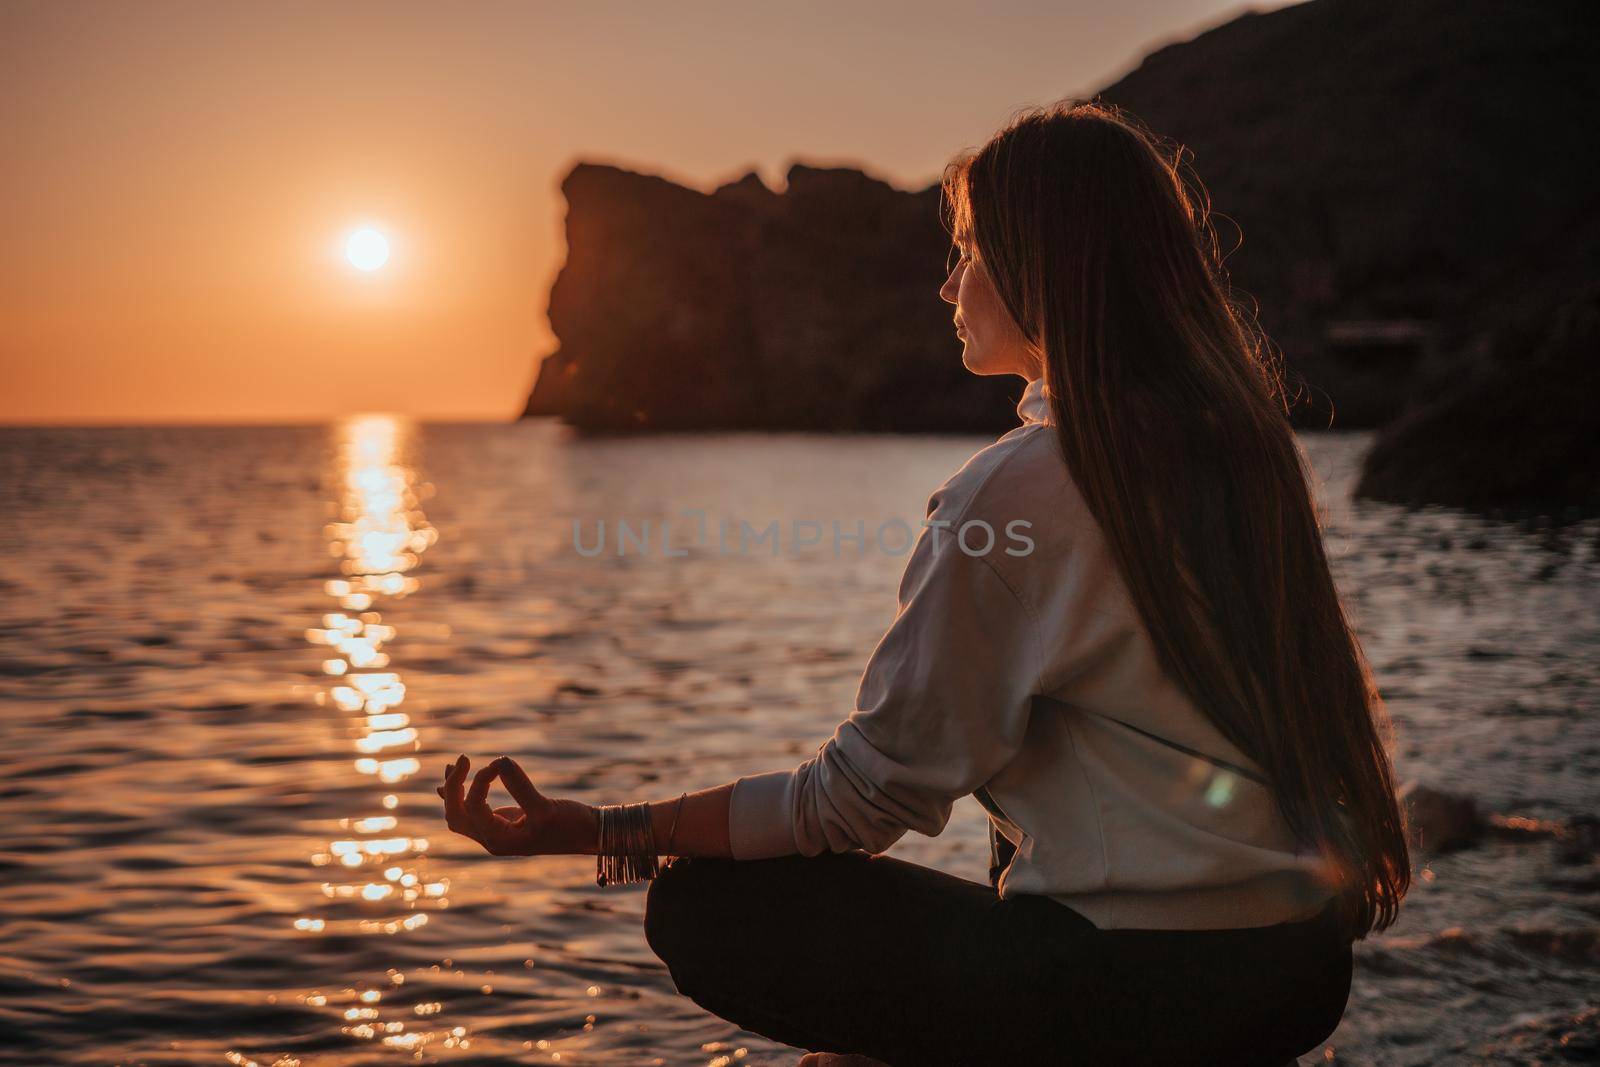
[1401,782,1486,854]
[1095,0,1600,428]
[1353,286,1600,511]
[522,162,1015,433]
[525,0,1598,437]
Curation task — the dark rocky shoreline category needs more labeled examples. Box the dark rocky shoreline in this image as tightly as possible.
[1355,286,1600,512]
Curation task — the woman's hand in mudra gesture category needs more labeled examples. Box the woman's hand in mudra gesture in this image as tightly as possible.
[437,754,597,856]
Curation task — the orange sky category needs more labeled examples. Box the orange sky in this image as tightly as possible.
[1,0,1285,424]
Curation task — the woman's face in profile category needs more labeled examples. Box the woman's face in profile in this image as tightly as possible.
[939,243,1041,380]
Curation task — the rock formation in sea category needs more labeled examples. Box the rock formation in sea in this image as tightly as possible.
[523,163,1016,433]
[1353,285,1600,511]
[524,0,1598,438]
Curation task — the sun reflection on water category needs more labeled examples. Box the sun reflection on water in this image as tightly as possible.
[288,414,468,1055]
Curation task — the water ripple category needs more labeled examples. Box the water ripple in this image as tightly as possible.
[0,423,1594,1064]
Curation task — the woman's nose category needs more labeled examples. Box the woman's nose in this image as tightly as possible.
[939,269,959,304]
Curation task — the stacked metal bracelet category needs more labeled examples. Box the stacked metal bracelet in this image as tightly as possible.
[595,793,687,888]
[595,801,659,887]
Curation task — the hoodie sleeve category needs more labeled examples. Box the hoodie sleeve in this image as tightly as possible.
[726,483,1046,859]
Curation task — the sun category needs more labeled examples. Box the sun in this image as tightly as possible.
[345,228,390,272]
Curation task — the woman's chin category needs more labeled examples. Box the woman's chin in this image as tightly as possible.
[961,346,1006,377]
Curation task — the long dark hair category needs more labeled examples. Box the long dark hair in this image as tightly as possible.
[942,100,1410,938]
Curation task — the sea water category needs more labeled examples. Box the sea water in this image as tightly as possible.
[0,419,1594,1065]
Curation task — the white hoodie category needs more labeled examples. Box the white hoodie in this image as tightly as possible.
[726,375,1340,930]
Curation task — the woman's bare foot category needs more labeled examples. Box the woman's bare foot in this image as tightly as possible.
[797,1055,890,1066]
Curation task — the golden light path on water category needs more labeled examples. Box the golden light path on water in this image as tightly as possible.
[274,414,464,1059]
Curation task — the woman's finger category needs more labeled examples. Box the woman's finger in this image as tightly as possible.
[466,761,500,816]
[498,756,544,812]
[443,754,470,819]
[479,823,513,855]
[493,805,527,825]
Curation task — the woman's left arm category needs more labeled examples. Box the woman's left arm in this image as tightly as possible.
[438,754,737,859]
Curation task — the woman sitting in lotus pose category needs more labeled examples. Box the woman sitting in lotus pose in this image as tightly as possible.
[440,100,1410,1067]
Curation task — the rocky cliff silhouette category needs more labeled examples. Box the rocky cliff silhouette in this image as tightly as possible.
[524,0,1597,499]
[1094,0,1598,430]
[523,162,1015,432]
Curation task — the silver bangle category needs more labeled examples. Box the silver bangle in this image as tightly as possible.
[596,801,659,886]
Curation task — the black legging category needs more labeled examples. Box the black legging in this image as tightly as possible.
[644,843,1352,1066]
